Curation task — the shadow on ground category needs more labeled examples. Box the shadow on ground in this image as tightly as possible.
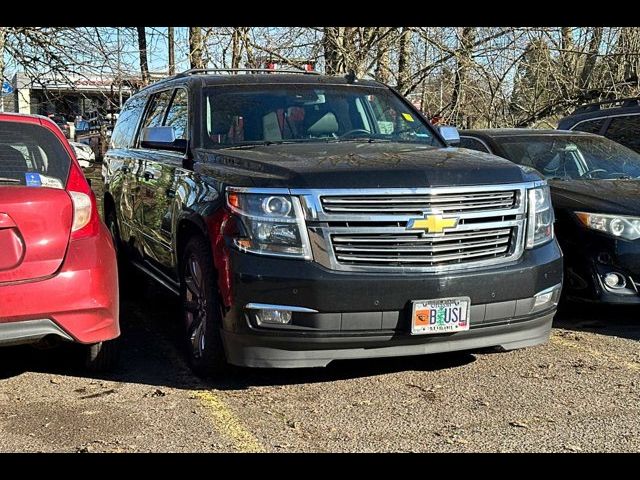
[0,274,476,390]
[553,300,640,342]
[3,266,638,391]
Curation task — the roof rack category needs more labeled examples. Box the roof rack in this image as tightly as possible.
[177,68,321,77]
[574,96,640,114]
[136,67,323,92]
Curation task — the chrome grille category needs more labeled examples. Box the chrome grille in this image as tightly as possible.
[293,183,538,273]
[332,227,513,267]
[321,191,516,215]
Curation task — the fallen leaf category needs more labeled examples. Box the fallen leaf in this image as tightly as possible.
[564,445,582,452]
[509,421,529,429]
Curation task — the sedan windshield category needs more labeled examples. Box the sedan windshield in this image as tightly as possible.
[495,134,640,180]
[203,84,441,148]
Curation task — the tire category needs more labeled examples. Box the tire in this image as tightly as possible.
[180,235,227,377]
[85,339,119,373]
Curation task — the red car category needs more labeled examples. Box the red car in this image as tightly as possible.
[0,113,119,370]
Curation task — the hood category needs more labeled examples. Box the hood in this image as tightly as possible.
[550,179,640,215]
[194,142,541,189]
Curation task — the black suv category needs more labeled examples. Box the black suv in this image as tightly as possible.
[558,97,640,153]
[103,69,563,375]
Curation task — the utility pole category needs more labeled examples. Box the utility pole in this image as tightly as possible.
[168,27,175,75]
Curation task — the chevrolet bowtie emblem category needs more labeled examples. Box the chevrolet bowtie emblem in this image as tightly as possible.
[407,214,458,234]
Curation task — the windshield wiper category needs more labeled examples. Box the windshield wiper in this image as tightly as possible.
[332,137,391,143]
[0,177,21,184]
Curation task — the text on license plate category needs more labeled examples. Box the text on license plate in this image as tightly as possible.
[411,297,470,334]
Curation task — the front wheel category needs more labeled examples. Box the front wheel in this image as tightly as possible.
[180,236,227,377]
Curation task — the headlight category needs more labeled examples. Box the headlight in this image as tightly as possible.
[226,190,312,259]
[576,212,640,241]
[526,185,554,248]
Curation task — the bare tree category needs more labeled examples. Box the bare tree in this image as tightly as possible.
[189,27,204,69]
[397,27,413,93]
[136,27,150,85]
[374,29,393,83]
[168,27,175,75]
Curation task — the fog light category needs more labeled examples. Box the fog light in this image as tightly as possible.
[534,291,553,308]
[255,309,292,325]
[603,272,626,289]
[531,284,562,312]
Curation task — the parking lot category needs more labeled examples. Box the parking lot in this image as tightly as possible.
[0,166,637,453]
[0,166,640,452]
[0,279,638,453]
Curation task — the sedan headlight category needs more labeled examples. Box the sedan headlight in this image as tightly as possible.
[526,185,554,248]
[576,212,640,241]
[226,190,312,259]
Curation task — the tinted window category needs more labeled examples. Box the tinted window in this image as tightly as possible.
[572,118,605,134]
[459,136,491,153]
[0,121,71,187]
[495,134,640,180]
[164,89,188,141]
[203,85,441,148]
[604,115,640,153]
[110,95,146,149]
[141,90,173,130]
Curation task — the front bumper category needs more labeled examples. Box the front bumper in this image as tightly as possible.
[221,239,563,368]
[0,222,120,345]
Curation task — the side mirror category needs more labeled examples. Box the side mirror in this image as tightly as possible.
[141,126,187,152]
[438,125,460,146]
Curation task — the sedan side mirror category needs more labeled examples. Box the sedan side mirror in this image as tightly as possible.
[438,125,460,146]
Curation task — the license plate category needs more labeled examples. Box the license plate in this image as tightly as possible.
[411,297,470,335]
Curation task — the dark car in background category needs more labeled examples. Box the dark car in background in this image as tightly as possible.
[461,129,640,304]
[558,97,640,153]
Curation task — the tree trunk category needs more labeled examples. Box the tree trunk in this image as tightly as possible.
[559,27,575,96]
[375,29,391,83]
[136,26,150,85]
[323,27,340,74]
[168,27,175,75]
[231,28,242,69]
[189,27,204,70]
[397,27,413,94]
[579,27,603,90]
[450,27,476,127]
[241,28,255,68]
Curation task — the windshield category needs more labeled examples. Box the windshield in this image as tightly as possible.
[495,134,640,180]
[203,84,441,148]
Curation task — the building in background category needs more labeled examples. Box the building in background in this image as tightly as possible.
[6,71,166,121]
[4,71,166,157]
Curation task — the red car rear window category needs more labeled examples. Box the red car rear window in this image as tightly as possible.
[0,121,71,187]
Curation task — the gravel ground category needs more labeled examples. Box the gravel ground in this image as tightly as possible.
[0,165,638,453]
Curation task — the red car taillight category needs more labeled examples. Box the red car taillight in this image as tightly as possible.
[66,162,99,240]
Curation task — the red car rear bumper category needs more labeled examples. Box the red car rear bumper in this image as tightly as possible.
[0,222,119,344]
